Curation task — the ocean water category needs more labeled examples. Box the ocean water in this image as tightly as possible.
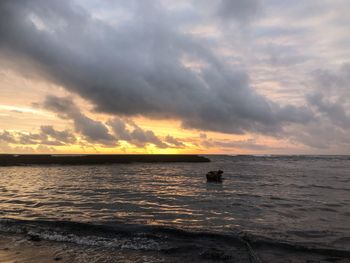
[0,155,350,261]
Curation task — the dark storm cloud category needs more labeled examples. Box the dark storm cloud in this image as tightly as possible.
[0,0,313,135]
[43,96,116,145]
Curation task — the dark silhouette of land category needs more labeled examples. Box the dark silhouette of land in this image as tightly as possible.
[0,154,210,166]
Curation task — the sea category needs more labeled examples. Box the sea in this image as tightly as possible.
[0,155,350,262]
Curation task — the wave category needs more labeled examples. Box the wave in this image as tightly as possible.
[1,218,349,260]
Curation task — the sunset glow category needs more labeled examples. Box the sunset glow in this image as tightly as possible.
[1,0,350,154]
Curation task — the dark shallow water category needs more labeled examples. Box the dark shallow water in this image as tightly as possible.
[0,155,350,260]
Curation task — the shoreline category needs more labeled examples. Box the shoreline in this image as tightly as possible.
[1,231,349,263]
[0,232,169,263]
[0,154,210,166]
[1,219,349,263]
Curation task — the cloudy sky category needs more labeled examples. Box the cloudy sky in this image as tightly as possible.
[0,0,349,154]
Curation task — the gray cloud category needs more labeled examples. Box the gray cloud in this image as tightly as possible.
[0,130,17,143]
[217,0,261,23]
[0,127,76,146]
[201,137,279,151]
[307,64,350,129]
[283,63,350,151]
[108,118,168,148]
[18,132,48,145]
[164,135,185,147]
[43,96,116,145]
[43,96,176,148]
[287,121,350,151]
[0,0,313,136]
[40,125,76,144]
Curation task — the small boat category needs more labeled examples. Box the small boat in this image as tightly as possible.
[206,170,223,182]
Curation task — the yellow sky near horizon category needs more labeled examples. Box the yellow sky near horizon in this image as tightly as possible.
[0,68,315,155]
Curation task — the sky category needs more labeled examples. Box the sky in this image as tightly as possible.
[0,0,349,154]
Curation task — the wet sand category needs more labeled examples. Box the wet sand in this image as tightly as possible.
[0,233,75,263]
[1,232,349,263]
[0,232,169,263]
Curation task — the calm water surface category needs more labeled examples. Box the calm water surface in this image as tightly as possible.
[0,155,349,251]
